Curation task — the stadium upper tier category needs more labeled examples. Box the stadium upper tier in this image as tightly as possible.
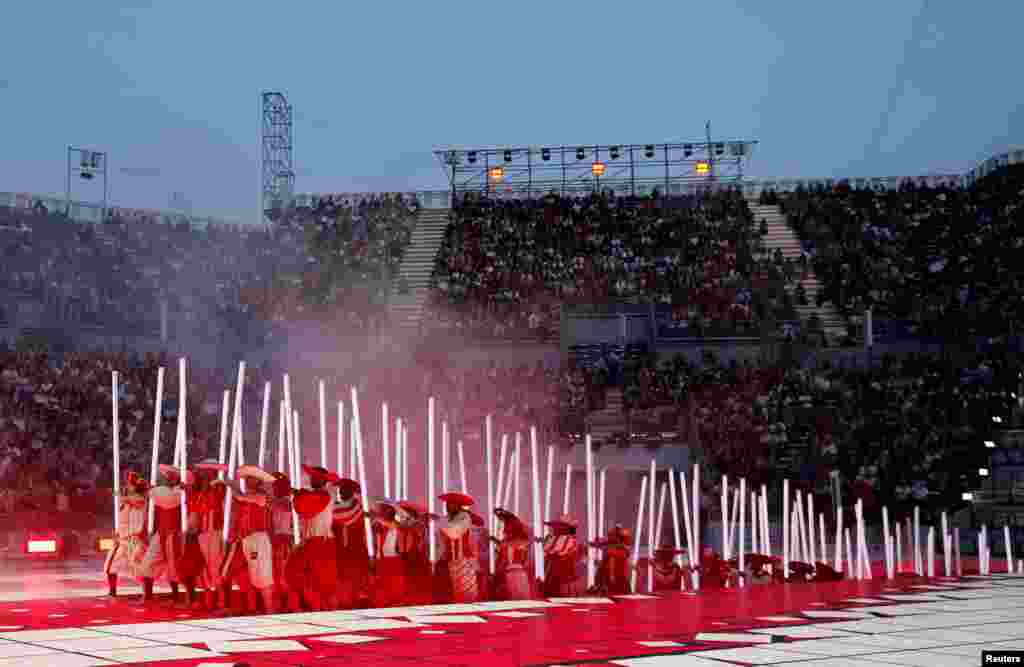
[0,193,418,340]
[2,147,1022,343]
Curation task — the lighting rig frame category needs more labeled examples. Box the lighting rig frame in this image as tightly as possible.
[434,136,757,198]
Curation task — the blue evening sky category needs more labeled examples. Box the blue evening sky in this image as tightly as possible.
[0,1,1020,223]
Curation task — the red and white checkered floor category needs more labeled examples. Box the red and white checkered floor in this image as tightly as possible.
[0,566,1019,666]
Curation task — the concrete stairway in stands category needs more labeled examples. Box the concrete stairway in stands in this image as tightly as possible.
[749,201,847,343]
[389,208,450,331]
[585,388,624,445]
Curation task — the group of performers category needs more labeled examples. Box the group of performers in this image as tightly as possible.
[104,461,713,614]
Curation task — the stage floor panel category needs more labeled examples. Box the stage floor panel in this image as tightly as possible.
[0,566,1019,666]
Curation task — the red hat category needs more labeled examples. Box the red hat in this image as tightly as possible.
[125,471,149,491]
[336,478,361,496]
[544,514,578,529]
[237,464,274,484]
[495,509,528,538]
[158,464,194,485]
[494,507,522,523]
[293,488,332,515]
[374,501,398,521]
[194,459,228,474]
[303,465,341,486]
[398,501,428,516]
[439,492,474,508]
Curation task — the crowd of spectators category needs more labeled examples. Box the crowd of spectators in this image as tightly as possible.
[0,192,419,345]
[616,347,1021,518]
[426,190,801,340]
[768,164,1024,338]
[0,346,287,529]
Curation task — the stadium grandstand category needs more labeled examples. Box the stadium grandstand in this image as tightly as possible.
[2,145,1023,549]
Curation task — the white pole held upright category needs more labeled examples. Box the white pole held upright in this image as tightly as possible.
[668,468,684,578]
[427,397,436,563]
[258,381,270,469]
[585,434,595,589]
[486,415,495,575]
[382,402,391,498]
[218,390,231,478]
[337,401,345,478]
[318,380,327,469]
[530,427,544,580]
[562,463,572,516]
[630,475,648,593]
[648,460,656,593]
[544,445,554,524]
[112,371,121,531]
[147,366,164,534]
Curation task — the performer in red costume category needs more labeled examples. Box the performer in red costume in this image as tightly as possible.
[542,514,582,597]
[647,549,688,590]
[436,492,481,603]
[332,477,370,609]
[370,500,407,607]
[138,464,190,603]
[185,459,229,609]
[221,465,276,614]
[396,501,435,604]
[285,465,339,611]
[270,472,298,612]
[105,471,149,598]
[491,508,534,600]
[694,545,740,589]
[591,525,632,595]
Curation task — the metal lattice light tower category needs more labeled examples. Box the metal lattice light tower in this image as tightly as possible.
[261,92,294,223]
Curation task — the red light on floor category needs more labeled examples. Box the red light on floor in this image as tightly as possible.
[27,540,58,554]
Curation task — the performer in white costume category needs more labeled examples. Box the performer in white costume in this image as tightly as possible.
[104,471,150,597]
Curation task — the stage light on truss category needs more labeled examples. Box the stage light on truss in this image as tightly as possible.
[591,161,606,177]
[644,145,655,158]
[610,146,620,160]
[541,148,551,161]
[79,151,100,180]
[576,148,585,161]
[714,142,725,156]
[683,144,694,158]
[695,161,711,174]
[468,151,477,164]
[962,492,974,501]
[504,149,512,163]
[979,467,990,477]
[984,440,996,448]
[489,167,505,181]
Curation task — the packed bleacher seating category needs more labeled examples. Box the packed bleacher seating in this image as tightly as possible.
[0,192,419,342]
[767,165,1024,337]
[426,190,802,340]
[617,346,1022,518]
